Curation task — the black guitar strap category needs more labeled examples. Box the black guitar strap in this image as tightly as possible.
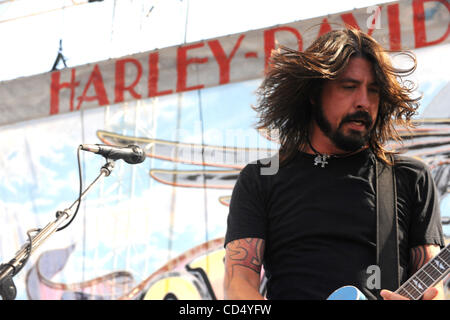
[375,154,400,294]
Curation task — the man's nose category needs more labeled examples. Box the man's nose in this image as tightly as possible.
[355,87,371,110]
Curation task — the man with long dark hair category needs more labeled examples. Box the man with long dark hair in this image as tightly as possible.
[223,28,445,300]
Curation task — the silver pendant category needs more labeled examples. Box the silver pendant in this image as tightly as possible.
[314,154,330,168]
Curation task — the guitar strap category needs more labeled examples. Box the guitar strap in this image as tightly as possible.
[375,154,400,294]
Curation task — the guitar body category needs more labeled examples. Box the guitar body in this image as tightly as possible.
[327,285,367,300]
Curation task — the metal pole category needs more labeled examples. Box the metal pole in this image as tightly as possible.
[0,160,115,300]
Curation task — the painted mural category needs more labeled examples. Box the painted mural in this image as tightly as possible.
[0,1,449,300]
[18,80,450,299]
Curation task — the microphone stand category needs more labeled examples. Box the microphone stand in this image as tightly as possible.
[0,159,115,300]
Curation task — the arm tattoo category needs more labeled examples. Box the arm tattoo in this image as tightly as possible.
[226,238,264,273]
[409,244,440,275]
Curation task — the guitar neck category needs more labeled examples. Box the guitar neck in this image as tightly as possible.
[394,244,450,300]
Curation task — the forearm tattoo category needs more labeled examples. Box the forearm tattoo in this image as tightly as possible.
[226,238,264,273]
[409,244,440,275]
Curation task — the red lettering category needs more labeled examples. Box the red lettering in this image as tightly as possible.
[76,64,110,110]
[341,11,379,36]
[176,43,208,92]
[208,35,245,85]
[50,69,80,115]
[387,4,401,50]
[318,18,333,37]
[148,52,173,97]
[413,0,450,48]
[264,27,302,73]
[114,58,142,103]
[341,13,360,30]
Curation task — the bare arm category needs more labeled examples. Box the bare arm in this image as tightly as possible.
[408,244,445,300]
[223,238,265,300]
[381,244,445,300]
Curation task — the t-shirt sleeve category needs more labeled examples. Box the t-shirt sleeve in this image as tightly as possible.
[224,164,268,247]
[402,159,445,249]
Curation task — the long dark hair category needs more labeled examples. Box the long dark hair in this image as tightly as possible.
[255,28,420,165]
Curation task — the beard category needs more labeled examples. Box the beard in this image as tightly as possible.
[313,104,374,152]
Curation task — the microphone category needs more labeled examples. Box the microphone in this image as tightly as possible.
[80,144,146,164]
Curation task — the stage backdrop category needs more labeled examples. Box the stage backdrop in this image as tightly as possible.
[0,0,449,300]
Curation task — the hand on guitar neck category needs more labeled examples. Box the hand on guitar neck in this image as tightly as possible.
[328,244,449,300]
[380,286,441,300]
[382,243,447,300]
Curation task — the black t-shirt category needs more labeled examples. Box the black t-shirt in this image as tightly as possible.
[224,149,445,300]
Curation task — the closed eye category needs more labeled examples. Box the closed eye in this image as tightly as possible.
[369,86,380,94]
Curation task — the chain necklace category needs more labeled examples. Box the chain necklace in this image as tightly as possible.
[307,139,367,168]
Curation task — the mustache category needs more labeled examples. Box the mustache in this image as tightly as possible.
[339,111,373,129]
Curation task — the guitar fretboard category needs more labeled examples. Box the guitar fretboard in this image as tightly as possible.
[395,244,449,300]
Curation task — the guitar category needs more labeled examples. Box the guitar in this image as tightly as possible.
[327,243,450,300]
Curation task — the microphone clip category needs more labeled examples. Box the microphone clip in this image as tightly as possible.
[100,160,115,177]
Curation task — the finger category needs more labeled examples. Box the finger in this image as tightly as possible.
[421,287,438,300]
[380,289,409,300]
[380,289,392,300]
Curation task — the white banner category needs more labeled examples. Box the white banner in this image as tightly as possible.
[0,0,449,126]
